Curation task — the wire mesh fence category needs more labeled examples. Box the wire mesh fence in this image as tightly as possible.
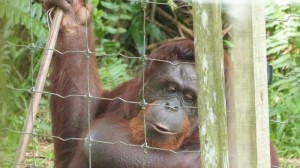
[0,0,300,167]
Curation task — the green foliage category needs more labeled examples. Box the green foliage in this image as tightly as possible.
[92,0,163,89]
[0,0,48,41]
[92,0,137,55]
[93,1,163,56]
[122,14,163,55]
[99,57,133,91]
[266,0,300,158]
[91,0,137,90]
[0,1,49,167]
[0,1,48,118]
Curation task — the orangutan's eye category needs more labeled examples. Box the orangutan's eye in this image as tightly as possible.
[166,83,176,93]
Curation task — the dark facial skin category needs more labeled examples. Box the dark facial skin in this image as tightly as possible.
[144,62,197,105]
[142,62,198,144]
[123,62,199,151]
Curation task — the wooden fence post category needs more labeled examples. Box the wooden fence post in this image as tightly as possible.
[193,1,229,167]
[229,0,271,167]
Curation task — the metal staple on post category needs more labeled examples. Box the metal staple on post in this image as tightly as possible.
[14,8,64,168]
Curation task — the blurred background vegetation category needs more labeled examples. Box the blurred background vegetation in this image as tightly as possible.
[0,0,299,167]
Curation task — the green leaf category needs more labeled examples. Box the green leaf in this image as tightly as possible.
[146,23,163,41]
[271,55,290,69]
[102,12,119,22]
[128,15,145,55]
[117,27,126,34]
[120,14,132,20]
[106,26,117,34]
[100,2,119,11]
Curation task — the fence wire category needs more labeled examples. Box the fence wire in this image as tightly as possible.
[1,0,300,168]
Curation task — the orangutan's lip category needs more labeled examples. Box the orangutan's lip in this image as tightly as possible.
[149,123,177,136]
